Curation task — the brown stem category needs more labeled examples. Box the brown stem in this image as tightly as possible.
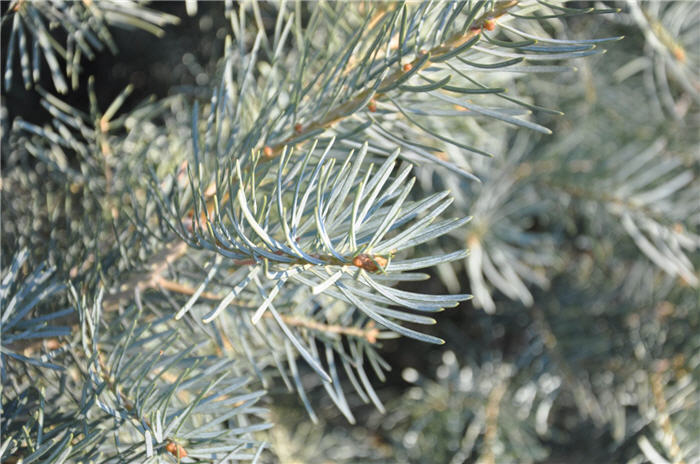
[154,277,380,343]
[478,381,508,464]
[154,276,223,301]
[650,369,685,464]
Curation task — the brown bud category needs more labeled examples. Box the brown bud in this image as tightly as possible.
[365,323,379,344]
[263,145,274,158]
[672,46,686,63]
[294,122,303,133]
[483,19,496,31]
[368,100,377,113]
[402,63,413,72]
[352,254,388,272]
[165,441,187,458]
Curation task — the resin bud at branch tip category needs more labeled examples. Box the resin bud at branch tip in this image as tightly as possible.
[165,441,187,458]
[263,145,274,159]
[353,254,388,272]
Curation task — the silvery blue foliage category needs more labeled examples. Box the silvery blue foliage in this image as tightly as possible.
[2,1,697,463]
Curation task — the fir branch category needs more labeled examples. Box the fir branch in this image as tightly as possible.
[264,0,519,160]
[154,277,382,344]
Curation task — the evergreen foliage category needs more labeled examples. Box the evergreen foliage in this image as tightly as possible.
[1,1,697,463]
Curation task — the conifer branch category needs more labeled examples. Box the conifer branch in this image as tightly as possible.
[264,1,519,160]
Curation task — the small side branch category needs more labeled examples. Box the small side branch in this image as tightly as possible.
[155,278,381,344]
